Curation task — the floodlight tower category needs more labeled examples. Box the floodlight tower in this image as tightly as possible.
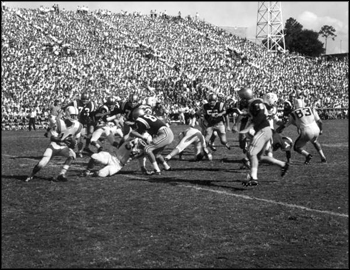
[256,2,286,53]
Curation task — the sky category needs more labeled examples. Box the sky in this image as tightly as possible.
[4,1,349,54]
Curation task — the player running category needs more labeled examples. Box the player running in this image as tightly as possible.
[276,98,327,164]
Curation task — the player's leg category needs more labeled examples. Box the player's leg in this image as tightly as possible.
[216,123,231,150]
[55,147,77,181]
[25,145,54,181]
[90,128,104,152]
[83,124,95,153]
[145,127,173,174]
[82,151,111,176]
[311,138,327,162]
[165,137,193,161]
[293,132,311,164]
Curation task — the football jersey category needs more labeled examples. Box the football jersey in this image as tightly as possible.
[66,99,96,125]
[203,102,225,126]
[53,118,83,147]
[287,107,320,129]
[135,114,167,136]
[121,101,141,121]
[248,99,270,132]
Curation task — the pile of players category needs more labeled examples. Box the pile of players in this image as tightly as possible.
[25,87,327,186]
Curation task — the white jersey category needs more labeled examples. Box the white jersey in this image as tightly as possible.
[91,138,146,177]
[52,118,82,141]
[285,107,320,129]
[266,105,279,129]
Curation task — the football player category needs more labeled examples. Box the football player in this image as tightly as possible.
[130,107,174,175]
[165,126,212,162]
[240,98,289,186]
[90,121,124,152]
[202,93,231,151]
[25,106,83,182]
[81,137,147,177]
[276,98,327,164]
[44,99,62,138]
[94,96,118,127]
[117,93,143,146]
[63,92,96,157]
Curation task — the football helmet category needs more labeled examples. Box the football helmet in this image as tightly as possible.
[81,92,90,105]
[238,87,253,100]
[145,96,157,108]
[208,93,218,107]
[129,93,139,107]
[263,92,278,107]
[294,99,305,109]
[284,101,293,111]
[132,107,145,120]
[65,106,79,120]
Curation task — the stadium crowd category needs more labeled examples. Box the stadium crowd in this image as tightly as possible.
[1,4,348,130]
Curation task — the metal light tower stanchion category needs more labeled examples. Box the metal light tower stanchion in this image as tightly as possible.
[256,2,286,53]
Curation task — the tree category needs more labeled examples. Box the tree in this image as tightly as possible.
[319,25,337,54]
[294,29,325,57]
[284,17,303,52]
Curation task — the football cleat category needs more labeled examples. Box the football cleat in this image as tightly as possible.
[97,147,103,153]
[55,174,68,182]
[321,158,327,163]
[81,170,94,177]
[225,143,231,150]
[163,167,172,171]
[141,167,154,175]
[77,152,83,158]
[206,153,213,161]
[242,174,258,187]
[304,154,313,165]
[281,162,290,177]
[25,176,33,182]
[195,153,204,161]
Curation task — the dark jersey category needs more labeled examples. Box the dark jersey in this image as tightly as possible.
[248,99,270,133]
[203,102,225,126]
[134,114,167,136]
[121,101,141,121]
[65,99,96,125]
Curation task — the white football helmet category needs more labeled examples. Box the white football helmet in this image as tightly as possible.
[65,106,79,120]
[263,92,278,106]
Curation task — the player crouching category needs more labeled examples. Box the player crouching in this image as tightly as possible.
[25,106,82,182]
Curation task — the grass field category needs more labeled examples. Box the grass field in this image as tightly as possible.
[2,120,348,268]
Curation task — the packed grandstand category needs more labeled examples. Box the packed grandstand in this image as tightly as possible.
[1,4,348,130]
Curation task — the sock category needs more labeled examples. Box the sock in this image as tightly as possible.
[59,164,69,176]
[152,161,160,172]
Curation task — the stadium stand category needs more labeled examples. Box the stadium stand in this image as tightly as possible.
[1,5,348,130]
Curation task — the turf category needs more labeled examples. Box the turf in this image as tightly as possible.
[1,120,348,268]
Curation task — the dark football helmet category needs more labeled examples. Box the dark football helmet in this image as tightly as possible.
[208,93,218,107]
[81,92,90,105]
[129,93,140,107]
[132,107,145,120]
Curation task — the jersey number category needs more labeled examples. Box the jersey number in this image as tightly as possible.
[143,114,158,122]
[295,108,312,119]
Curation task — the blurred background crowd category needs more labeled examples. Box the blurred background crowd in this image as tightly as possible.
[2,4,348,130]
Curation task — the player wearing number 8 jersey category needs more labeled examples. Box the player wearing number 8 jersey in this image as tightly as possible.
[131,108,174,175]
[276,99,326,164]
